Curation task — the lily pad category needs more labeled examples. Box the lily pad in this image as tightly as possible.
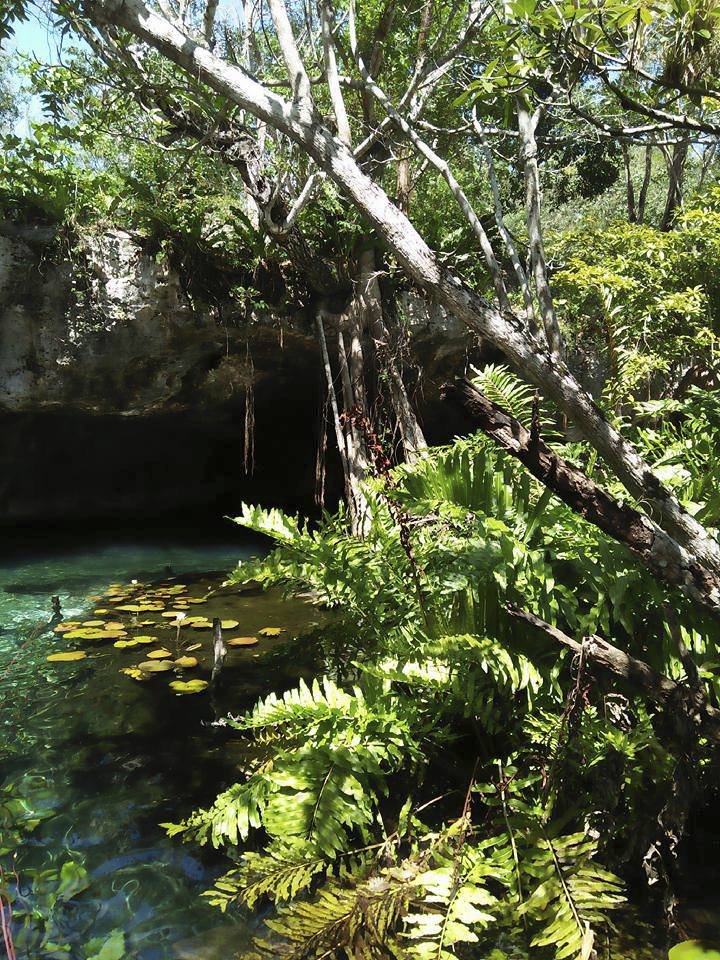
[259,627,285,637]
[133,635,158,644]
[174,656,199,668]
[669,943,720,960]
[53,622,82,634]
[137,660,174,673]
[82,620,105,627]
[228,636,258,647]
[185,643,202,652]
[147,648,173,659]
[169,679,209,695]
[189,620,212,629]
[93,608,110,614]
[162,611,187,619]
[113,639,139,649]
[120,667,150,681]
[47,651,87,662]
[186,598,207,604]
[220,619,239,629]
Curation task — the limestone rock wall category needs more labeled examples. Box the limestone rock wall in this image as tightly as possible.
[0,222,475,527]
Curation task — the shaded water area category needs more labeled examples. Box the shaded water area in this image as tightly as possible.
[0,527,325,959]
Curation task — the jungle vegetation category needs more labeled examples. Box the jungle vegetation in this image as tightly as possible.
[3,0,720,956]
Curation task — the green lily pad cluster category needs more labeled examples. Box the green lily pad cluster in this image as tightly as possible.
[47,575,284,696]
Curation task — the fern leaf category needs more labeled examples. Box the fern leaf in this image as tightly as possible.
[204,840,328,911]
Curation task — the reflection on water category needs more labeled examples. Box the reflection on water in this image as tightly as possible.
[0,531,320,959]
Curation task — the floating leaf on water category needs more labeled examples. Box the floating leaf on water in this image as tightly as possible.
[220,619,239,630]
[116,604,144,612]
[174,656,199,668]
[169,679,208,695]
[138,660,174,673]
[669,944,720,960]
[82,620,105,627]
[259,627,285,637]
[228,636,258,647]
[104,621,125,630]
[113,639,138,649]
[133,635,158,643]
[53,622,82,634]
[120,667,149,681]
[147,648,172,660]
[47,651,87,662]
[186,598,207,604]
[93,608,109,614]
[189,620,212,629]
[185,643,202,652]
[162,611,187,619]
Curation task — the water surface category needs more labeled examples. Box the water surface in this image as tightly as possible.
[0,529,319,960]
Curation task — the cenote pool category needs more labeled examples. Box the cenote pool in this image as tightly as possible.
[0,529,325,960]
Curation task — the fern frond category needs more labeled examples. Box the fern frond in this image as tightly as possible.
[204,840,329,911]
[162,773,274,847]
[520,830,625,960]
[403,863,498,960]
[246,862,417,960]
[470,363,535,427]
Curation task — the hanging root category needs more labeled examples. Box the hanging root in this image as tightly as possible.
[315,382,329,508]
[243,343,255,476]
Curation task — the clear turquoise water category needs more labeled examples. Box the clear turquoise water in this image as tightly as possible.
[0,531,312,960]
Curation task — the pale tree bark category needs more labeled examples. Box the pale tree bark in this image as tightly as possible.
[319,0,351,145]
[62,0,720,582]
[267,0,314,122]
[660,139,689,231]
[202,0,218,46]
[359,249,427,462]
[621,142,637,222]
[637,145,653,224]
[516,98,564,358]
[393,0,432,216]
[474,113,536,326]
[316,314,369,533]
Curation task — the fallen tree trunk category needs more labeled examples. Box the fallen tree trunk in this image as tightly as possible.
[505,604,720,744]
[443,377,720,620]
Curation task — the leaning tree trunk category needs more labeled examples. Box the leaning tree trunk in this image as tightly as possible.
[73,0,720,582]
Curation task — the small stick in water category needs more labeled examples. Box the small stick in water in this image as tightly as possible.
[51,596,62,619]
[211,618,227,686]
